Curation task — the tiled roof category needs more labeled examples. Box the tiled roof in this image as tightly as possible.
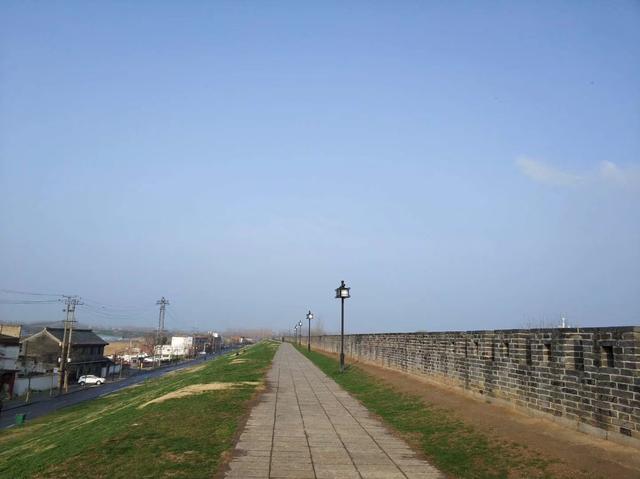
[0,333,20,345]
[45,328,108,346]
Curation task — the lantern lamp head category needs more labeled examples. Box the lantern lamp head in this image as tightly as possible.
[307,310,314,321]
[335,280,351,299]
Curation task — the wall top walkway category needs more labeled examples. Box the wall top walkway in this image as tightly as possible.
[224,342,442,479]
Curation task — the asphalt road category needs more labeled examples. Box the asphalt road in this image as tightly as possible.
[0,350,233,430]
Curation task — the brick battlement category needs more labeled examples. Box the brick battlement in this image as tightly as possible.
[307,326,640,448]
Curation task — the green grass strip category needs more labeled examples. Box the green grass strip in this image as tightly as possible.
[0,341,278,479]
[297,345,563,479]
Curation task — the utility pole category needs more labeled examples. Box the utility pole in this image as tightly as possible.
[58,302,71,392]
[59,296,82,393]
[24,340,31,403]
[155,297,169,367]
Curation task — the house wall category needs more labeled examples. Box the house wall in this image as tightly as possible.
[171,336,193,356]
[13,373,60,396]
[68,360,110,379]
[68,344,106,363]
[0,344,19,371]
[100,364,122,378]
[21,334,59,367]
[0,324,21,338]
[306,327,640,448]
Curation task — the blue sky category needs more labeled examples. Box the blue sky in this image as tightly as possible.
[1,2,639,333]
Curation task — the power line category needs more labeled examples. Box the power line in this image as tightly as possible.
[80,304,156,319]
[1,290,158,317]
[81,298,157,313]
[22,319,70,328]
[0,288,64,297]
[165,308,177,322]
[0,299,62,305]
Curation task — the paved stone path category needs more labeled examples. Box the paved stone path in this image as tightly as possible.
[224,342,442,479]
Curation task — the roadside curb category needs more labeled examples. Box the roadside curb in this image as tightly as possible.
[2,352,229,414]
[4,384,91,412]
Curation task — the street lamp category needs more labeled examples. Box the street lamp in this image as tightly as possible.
[306,310,314,352]
[335,280,350,372]
[298,320,303,346]
[293,325,297,345]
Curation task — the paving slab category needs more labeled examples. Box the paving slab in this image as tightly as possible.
[224,342,443,479]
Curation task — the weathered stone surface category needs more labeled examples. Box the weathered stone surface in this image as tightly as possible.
[308,327,640,446]
[224,343,443,478]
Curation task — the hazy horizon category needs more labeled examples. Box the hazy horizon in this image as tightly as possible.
[1,2,639,334]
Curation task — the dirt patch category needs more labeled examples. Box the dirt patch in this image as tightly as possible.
[230,359,247,364]
[184,363,206,373]
[322,350,640,479]
[104,383,143,396]
[163,450,199,464]
[22,442,57,455]
[165,363,207,375]
[138,382,259,408]
[214,373,275,479]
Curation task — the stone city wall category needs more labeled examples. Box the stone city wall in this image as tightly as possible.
[306,327,640,448]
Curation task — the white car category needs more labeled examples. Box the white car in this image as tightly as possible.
[78,375,105,386]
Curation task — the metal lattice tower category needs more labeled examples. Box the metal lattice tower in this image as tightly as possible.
[156,296,170,334]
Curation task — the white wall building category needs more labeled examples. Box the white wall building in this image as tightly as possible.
[170,336,194,357]
[13,373,59,396]
[1,328,21,397]
[0,336,19,372]
[153,344,174,361]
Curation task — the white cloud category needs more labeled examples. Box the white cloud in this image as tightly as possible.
[516,157,640,190]
[598,161,640,188]
[515,157,583,186]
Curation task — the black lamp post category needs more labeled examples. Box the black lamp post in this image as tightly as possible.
[335,280,350,372]
[306,310,314,352]
[297,321,303,346]
[293,325,297,345]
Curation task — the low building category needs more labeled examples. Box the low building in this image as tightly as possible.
[170,336,193,357]
[153,344,173,361]
[191,332,223,354]
[212,332,222,352]
[0,332,20,398]
[20,327,110,381]
[0,324,22,338]
[193,334,209,353]
[122,351,147,363]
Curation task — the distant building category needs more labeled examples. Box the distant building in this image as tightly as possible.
[0,332,20,397]
[193,332,222,354]
[212,332,222,352]
[122,351,147,363]
[153,344,174,361]
[0,324,22,338]
[170,336,194,357]
[20,327,110,380]
[193,335,209,353]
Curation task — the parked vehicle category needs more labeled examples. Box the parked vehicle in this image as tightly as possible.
[78,375,105,386]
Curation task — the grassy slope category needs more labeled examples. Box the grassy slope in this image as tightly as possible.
[0,341,278,479]
[297,346,570,479]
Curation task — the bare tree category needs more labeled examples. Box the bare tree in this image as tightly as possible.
[141,333,157,355]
